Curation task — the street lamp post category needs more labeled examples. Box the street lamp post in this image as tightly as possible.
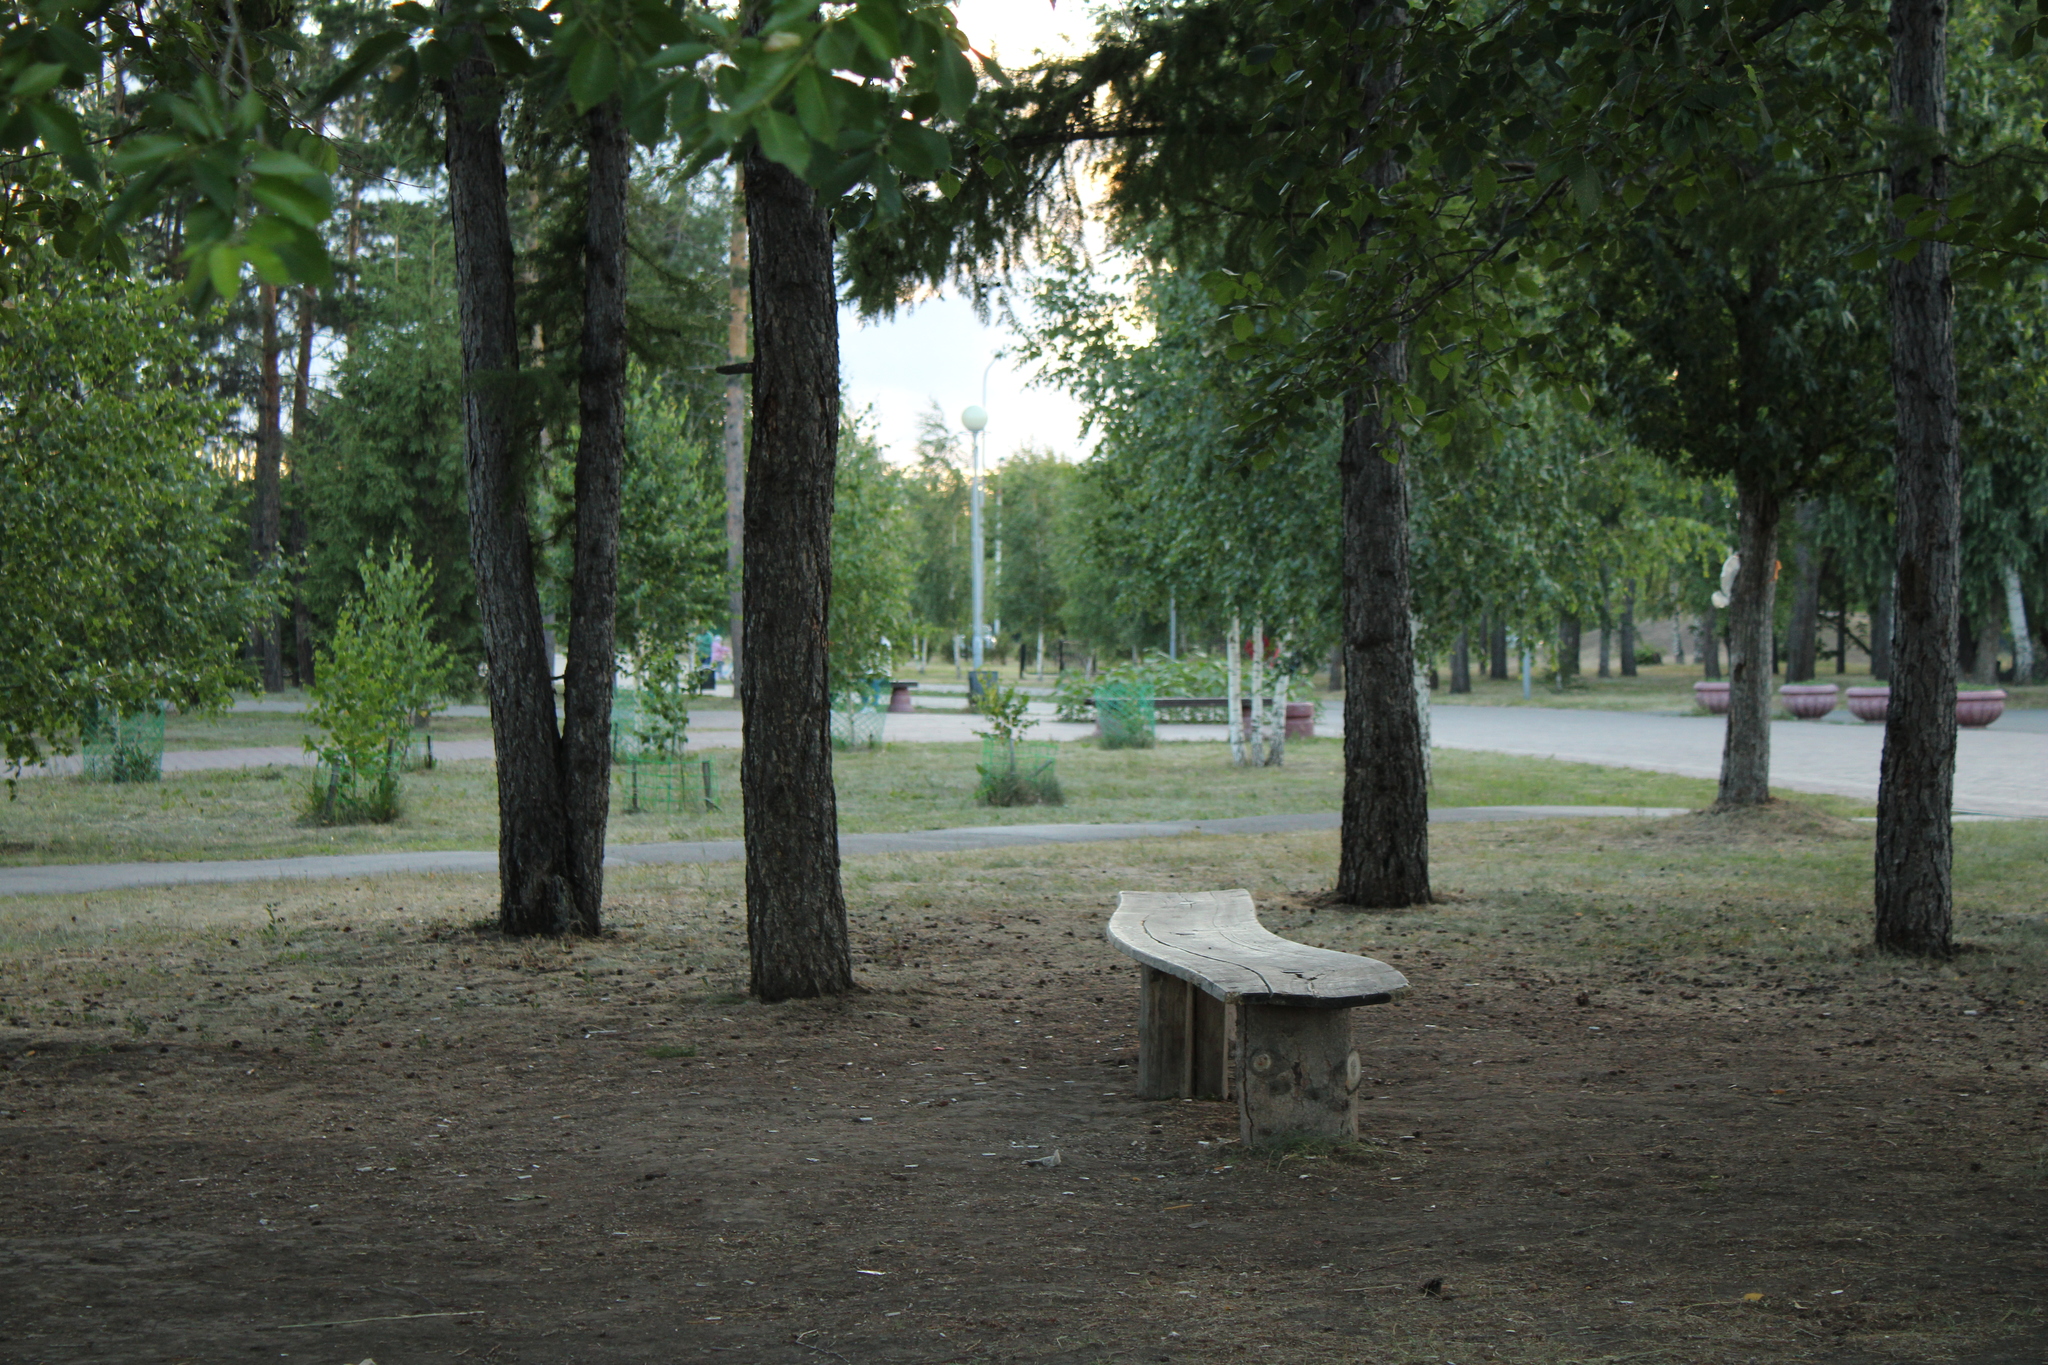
[962,360,995,673]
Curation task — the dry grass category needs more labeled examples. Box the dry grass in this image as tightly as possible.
[0,812,2043,1362]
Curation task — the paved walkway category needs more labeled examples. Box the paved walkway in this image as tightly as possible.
[0,806,1687,896]
[1430,707,2048,818]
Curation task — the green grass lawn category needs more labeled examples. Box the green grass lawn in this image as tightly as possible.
[0,740,1876,867]
[161,710,495,750]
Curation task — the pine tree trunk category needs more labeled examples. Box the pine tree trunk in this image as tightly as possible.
[1971,614,2000,685]
[1717,474,1781,807]
[251,283,286,692]
[1334,0,1427,909]
[741,144,852,1001]
[2006,565,2036,682]
[1335,377,1430,907]
[557,99,630,936]
[1449,627,1470,693]
[1557,615,1581,684]
[724,171,748,685]
[1619,581,1637,676]
[1875,0,1958,957]
[1266,655,1287,766]
[288,284,318,689]
[1872,582,1895,679]
[1786,500,1822,682]
[1596,567,1612,678]
[1227,612,1246,766]
[443,31,576,935]
[1248,616,1266,766]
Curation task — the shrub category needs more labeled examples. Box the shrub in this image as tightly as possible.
[974,679,1063,806]
[1634,644,1664,666]
[302,545,451,825]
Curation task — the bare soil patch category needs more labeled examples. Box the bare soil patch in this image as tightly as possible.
[1,819,2043,1364]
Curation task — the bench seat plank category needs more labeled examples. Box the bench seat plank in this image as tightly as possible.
[1108,890,1407,1008]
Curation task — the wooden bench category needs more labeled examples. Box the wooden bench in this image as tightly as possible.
[1107,889,1407,1145]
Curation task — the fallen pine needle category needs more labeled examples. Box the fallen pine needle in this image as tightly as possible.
[265,1310,483,1330]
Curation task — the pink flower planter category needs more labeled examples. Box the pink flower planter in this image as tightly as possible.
[1842,687,2008,727]
[1693,681,1730,715]
[1779,683,1839,719]
[1956,690,2007,728]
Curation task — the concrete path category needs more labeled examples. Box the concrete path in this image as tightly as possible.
[1430,707,2048,818]
[0,806,1686,897]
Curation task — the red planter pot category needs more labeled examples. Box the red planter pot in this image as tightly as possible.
[1845,687,1889,723]
[1842,687,2007,727]
[1779,683,1839,719]
[1693,681,1731,715]
[1956,690,2007,728]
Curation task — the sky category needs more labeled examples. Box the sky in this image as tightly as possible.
[838,1,1101,470]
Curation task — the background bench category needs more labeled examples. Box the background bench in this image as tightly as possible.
[1108,889,1407,1145]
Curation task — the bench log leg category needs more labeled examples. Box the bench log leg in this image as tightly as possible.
[1236,1003,1360,1145]
[1138,967,1230,1100]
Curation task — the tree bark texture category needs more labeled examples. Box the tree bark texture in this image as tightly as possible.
[1786,500,1822,682]
[742,146,853,1001]
[1876,0,1958,957]
[724,171,749,684]
[1718,475,1781,806]
[288,285,317,688]
[556,99,630,936]
[251,283,286,692]
[1701,607,1722,678]
[2006,565,2036,682]
[1336,381,1430,908]
[1619,581,1637,676]
[1872,583,1894,679]
[1449,627,1470,693]
[1334,0,1428,910]
[1556,615,1581,683]
[1488,614,1508,680]
[443,35,576,935]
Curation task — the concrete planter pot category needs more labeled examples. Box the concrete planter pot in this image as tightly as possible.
[1779,683,1840,719]
[1845,687,1889,723]
[1956,690,2008,728]
[1693,681,1731,715]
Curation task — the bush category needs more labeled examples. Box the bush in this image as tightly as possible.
[302,545,451,825]
[973,679,1063,806]
[1634,644,1664,666]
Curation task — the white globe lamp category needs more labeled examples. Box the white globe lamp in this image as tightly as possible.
[961,404,988,433]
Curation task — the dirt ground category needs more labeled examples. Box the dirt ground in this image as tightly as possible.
[0,814,2043,1365]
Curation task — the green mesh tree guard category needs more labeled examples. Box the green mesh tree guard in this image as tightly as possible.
[976,735,1062,806]
[1093,678,1156,749]
[831,682,886,750]
[81,704,166,783]
[614,752,721,815]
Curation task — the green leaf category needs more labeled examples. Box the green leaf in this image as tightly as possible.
[888,121,950,178]
[568,37,620,112]
[206,243,242,301]
[9,62,68,102]
[754,109,812,174]
[250,175,329,229]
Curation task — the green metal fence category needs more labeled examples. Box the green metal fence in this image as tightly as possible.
[81,704,166,783]
[1093,678,1156,749]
